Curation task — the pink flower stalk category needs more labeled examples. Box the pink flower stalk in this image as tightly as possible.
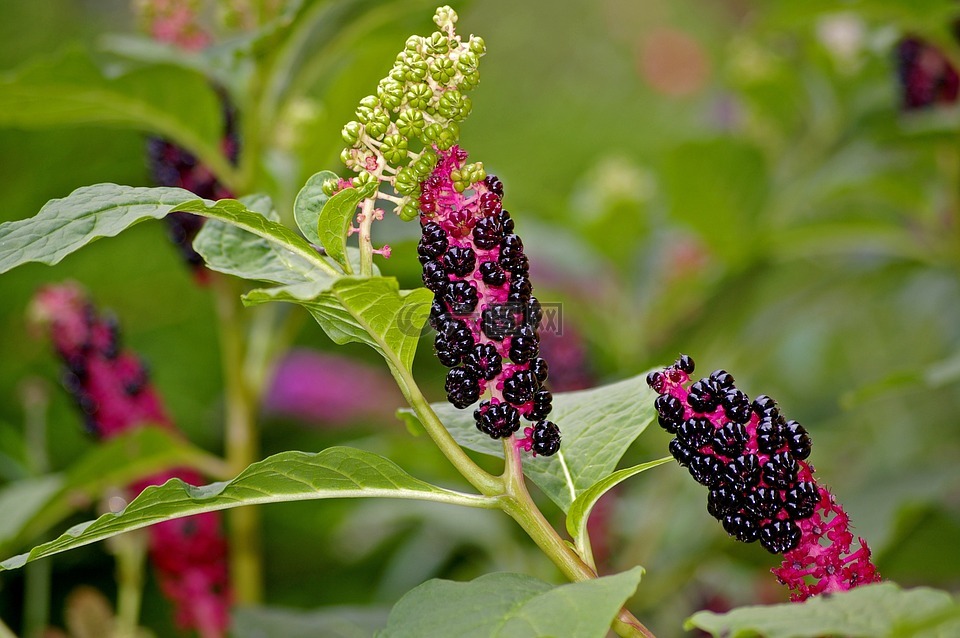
[419,147,560,456]
[137,0,211,51]
[30,283,230,636]
[647,355,880,601]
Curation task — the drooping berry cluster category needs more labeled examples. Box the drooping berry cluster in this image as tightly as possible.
[896,36,959,110]
[647,355,879,599]
[335,5,486,221]
[30,284,231,636]
[419,147,560,457]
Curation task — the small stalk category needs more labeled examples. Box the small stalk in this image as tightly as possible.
[111,530,147,638]
[20,379,52,638]
[358,198,376,277]
[212,276,263,604]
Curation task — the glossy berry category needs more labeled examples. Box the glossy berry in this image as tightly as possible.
[677,417,713,450]
[722,389,752,423]
[744,487,784,520]
[707,485,740,519]
[465,343,502,380]
[479,260,507,286]
[687,378,720,413]
[655,394,684,434]
[443,280,479,315]
[759,520,801,554]
[472,215,503,249]
[722,514,759,543]
[445,367,481,408]
[528,389,553,421]
[443,246,477,277]
[712,421,747,458]
[422,260,449,292]
[676,354,695,374]
[784,481,818,520]
[474,401,521,438]
[530,357,549,385]
[503,369,537,405]
[710,369,735,389]
[762,453,798,490]
[688,453,723,487]
[481,304,517,341]
[531,420,561,456]
[508,324,539,363]
[755,416,786,454]
[724,454,761,492]
[784,420,812,460]
[668,438,694,467]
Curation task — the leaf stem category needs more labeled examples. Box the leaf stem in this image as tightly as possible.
[112,530,147,638]
[396,368,503,496]
[212,275,263,604]
[358,198,375,277]
[498,440,655,638]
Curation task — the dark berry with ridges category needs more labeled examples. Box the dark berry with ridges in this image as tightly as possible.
[752,394,777,415]
[687,378,720,413]
[484,174,504,196]
[531,420,561,456]
[722,389,752,424]
[499,210,515,233]
[508,275,532,304]
[465,343,503,381]
[472,215,503,250]
[646,371,665,393]
[722,514,759,543]
[500,234,524,260]
[707,485,741,520]
[784,481,819,520]
[710,369,735,389]
[419,222,448,259]
[443,246,477,277]
[758,520,801,554]
[712,421,747,458]
[784,420,812,460]
[443,280,479,315]
[479,260,507,286]
[745,487,785,520]
[481,304,517,341]
[503,369,538,405]
[526,297,543,327]
[655,394,685,434]
[531,358,549,385]
[669,438,694,467]
[755,416,786,454]
[688,453,723,487]
[724,454,761,491]
[677,417,714,450]
[528,389,553,421]
[509,324,539,363]
[762,453,798,490]
[422,260,449,293]
[479,191,502,215]
[435,319,474,367]
[428,298,449,331]
[676,354,695,374]
[475,401,521,438]
[502,253,529,276]
[445,367,481,409]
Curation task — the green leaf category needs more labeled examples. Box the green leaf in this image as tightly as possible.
[0,184,198,273]
[565,457,673,543]
[295,170,339,247]
[378,567,643,638]
[686,583,960,638]
[0,426,226,555]
[0,47,224,173]
[397,373,658,511]
[317,186,366,273]
[0,447,494,571]
[246,277,432,377]
[232,605,390,638]
[193,194,336,286]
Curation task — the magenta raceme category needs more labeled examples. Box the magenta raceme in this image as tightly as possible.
[647,354,880,600]
[418,147,560,456]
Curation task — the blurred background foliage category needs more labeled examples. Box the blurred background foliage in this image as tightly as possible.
[1,0,960,635]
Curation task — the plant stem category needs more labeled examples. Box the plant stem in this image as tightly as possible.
[20,379,51,638]
[396,368,502,496]
[112,531,147,638]
[358,198,375,277]
[212,276,263,604]
[498,440,656,638]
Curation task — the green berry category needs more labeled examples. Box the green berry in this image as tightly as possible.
[460,71,480,91]
[321,178,339,197]
[469,36,486,55]
[426,32,449,55]
[398,199,420,221]
[395,167,420,195]
[358,95,379,110]
[433,5,458,29]
[422,122,443,144]
[405,83,433,109]
[436,123,459,151]
[396,109,426,137]
[457,51,479,74]
[341,121,363,145]
[429,57,456,84]
[381,134,409,165]
[439,89,470,121]
[406,59,428,82]
[377,79,404,111]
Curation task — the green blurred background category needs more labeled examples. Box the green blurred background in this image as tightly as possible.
[1,0,959,635]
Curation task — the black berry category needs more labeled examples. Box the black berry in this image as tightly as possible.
[531,420,561,456]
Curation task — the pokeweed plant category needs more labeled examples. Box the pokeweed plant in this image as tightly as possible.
[0,4,959,638]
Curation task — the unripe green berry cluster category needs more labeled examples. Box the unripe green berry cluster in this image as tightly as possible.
[337,5,485,221]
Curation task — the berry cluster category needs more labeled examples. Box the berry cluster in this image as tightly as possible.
[30,284,231,635]
[647,355,879,599]
[146,96,238,278]
[896,36,959,110]
[334,6,486,221]
[419,147,560,457]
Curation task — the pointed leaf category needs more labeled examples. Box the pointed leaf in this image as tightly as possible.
[0,426,227,554]
[0,47,223,167]
[317,186,366,272]
[246,277,432,377]
[397,372,657,511]
[565,457,673,542]
[378,567,643,638]
[686,583,960,638]
[295,170,338,247]
[0,447,494,571]
[0,184,197,273]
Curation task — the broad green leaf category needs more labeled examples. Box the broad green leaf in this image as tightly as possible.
[378,567,643,638]
[0,47,223,170]
[232,605,390,638]
[193,194,336,286]
[397,373,658,511]
[565,457,673,543]
[295,170,339,247]
[0,426,227,554]
[0,447,494,571]
[686,583,960,638]
[246,277,432,377]
[317,186,366,273]
[0,185,197,273]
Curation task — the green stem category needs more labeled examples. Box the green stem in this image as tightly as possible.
[358,198,375,277]
[396,368,502,496]
[212,276,263,605]
[20,379,51,638]
[112,531,147,638]
[498,440,655,638]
